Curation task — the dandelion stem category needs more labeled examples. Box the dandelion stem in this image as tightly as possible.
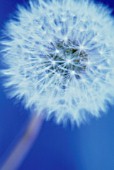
[1,114,43,170]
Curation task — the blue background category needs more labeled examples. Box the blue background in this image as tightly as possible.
[0,0,114,170]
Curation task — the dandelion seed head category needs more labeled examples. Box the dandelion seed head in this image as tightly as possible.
[1,0,114,125]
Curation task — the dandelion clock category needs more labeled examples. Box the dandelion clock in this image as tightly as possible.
[1,0,114,169]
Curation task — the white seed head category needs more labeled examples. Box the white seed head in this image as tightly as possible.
[1,0,114,125]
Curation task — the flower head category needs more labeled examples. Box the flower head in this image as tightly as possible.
[1,0,114,125]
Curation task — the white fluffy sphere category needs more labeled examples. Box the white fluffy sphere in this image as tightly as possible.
[1,0,114,125]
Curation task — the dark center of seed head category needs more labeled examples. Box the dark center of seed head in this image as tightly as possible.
[48,41,88,80]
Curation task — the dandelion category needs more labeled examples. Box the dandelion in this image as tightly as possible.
[1,0,114,169]
[1,0,114,125]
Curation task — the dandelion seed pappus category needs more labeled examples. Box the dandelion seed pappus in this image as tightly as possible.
[1,0,114,125]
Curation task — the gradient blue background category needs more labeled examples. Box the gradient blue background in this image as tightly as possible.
[0,0,114,170]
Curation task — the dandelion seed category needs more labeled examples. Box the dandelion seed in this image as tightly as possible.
[1,0,114,125]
